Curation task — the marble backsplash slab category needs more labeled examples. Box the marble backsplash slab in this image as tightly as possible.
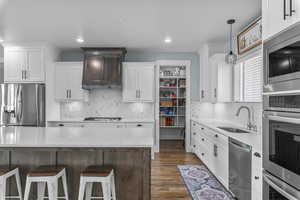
[191,101,263,132]
[60,88,154,120]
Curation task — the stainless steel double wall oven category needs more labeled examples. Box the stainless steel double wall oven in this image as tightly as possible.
[263,24,300,200]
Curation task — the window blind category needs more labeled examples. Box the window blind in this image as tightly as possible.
[243,55,262,102]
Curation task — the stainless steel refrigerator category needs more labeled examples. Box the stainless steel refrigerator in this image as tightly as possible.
[0,83,45,127]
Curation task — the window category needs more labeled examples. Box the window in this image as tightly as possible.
[234,55,262,102]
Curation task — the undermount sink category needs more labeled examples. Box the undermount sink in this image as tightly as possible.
[217,126,250,133]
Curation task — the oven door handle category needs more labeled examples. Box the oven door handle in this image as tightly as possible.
[266,115,300,125]
[263,172,300,200]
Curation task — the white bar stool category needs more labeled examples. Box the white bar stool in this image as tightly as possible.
[0,168,22,200]
[24,166,69,200]
[78,166,116,200]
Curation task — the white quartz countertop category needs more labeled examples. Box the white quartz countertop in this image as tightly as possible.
[47,118,155,123]
[0,126,154,148]
[191,118,262,153]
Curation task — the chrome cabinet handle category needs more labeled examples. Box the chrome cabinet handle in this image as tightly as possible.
[69,90,71,98]
[290,0,296,16]
[254,152,261,158]
[213,144,218,157]
[214,88,217,98]
[201,90,204,98]
[66,90,68,98]
[284,0,290,20]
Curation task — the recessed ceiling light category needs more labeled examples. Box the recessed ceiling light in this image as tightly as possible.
[164,37,172,44]
[76,37,84,43]
[0,38,4,43]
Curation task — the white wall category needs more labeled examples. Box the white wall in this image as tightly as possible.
[60,88,154,120]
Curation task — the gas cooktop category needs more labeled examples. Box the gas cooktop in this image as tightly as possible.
[83,117,122,122]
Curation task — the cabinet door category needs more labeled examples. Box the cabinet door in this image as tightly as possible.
[138,66,154,102]
[123,64,138,102]
[217,62,233,102]
[55,66,69,100]
[210,54,232,103]
[4,49,25,82]
[265,0,294,40]
[26,48,44,82]
[69,65,85,100]
[213,143,229,188]
[199,44,212,102]
[251,151,262,200]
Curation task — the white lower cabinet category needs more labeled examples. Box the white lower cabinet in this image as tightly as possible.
[191,120,261,199]
[191,121,229,188]
[251,150,263,200]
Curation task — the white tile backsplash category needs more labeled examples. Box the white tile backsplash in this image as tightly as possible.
[60,88,154,120]
[191,101,262,131]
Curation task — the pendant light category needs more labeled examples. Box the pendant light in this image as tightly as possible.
[225,19,237,65]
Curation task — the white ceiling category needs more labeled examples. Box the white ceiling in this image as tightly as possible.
[0,0,261,52]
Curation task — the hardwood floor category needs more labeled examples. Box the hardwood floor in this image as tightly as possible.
[151,140,203,200]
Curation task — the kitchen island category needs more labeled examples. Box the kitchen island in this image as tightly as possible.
[0,126,153,200]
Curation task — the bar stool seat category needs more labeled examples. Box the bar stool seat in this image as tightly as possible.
[78,165,116,200]
[27,166,65,177]
[24,166,69,200]
[0,168,22,200]
[80,166,113,177]
[0,169,12,175]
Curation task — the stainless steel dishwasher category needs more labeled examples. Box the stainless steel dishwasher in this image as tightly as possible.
[229,138,252,200]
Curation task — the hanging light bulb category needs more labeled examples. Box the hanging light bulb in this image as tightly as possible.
[225,19,237,65]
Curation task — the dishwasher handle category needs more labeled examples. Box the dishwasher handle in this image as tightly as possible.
[229,138,252,152]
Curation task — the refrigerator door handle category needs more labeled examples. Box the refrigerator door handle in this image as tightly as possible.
[36,84,39,126]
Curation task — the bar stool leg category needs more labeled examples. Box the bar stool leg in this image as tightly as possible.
[102,182,110,200]
[78,176,87,200]
[15,169,23,200]
[85,182,93,200]
[24,178,32,200]
[62,171,69,200]
[111,173,116,200]
[0,177,6,200]
[37,182,46,200]
[47,180,58,200]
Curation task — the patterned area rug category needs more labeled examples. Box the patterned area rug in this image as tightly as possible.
[178,165,234,200]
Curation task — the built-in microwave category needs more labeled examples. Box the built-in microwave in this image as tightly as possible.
[264,23,300,93]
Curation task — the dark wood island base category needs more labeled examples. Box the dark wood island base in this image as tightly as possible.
[0,147,151,200]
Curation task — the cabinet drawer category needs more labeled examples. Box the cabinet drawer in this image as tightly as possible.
[202,127,228,147]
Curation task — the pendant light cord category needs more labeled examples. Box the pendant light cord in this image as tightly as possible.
[230,23,232,53]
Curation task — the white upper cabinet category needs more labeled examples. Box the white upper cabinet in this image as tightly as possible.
[55,62,88,101]
[199,46,232,103]
[122,62,155,102]
[263,0,300,40]
[26,48,44,82]
[210,54,233,103]
[199,44,212,102]
[4,46,44,83]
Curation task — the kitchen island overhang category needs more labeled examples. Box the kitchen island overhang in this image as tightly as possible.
[0,127,153,200]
